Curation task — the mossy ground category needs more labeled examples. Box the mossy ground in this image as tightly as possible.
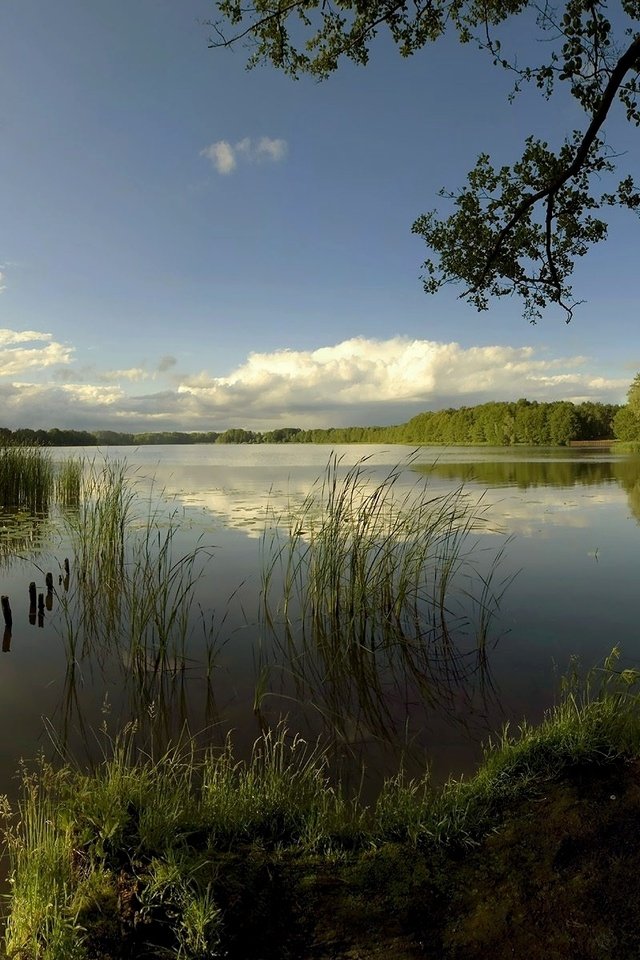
[440,758,640,960]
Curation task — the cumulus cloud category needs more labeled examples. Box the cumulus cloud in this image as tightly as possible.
[201,136,287,174]
[0,335,629,433]
[176,337,628,426]
[0,328,73,376]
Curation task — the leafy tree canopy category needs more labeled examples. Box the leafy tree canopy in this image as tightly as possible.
[626,370,640,415]
[209,0,640,321]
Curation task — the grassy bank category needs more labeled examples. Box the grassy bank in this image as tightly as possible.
[5,649,640,959]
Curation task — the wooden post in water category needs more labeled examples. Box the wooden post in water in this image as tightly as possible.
[1,596,11,653]
[29,582,37,625]
[37,593,45,628]
[1,596,12,629]
[45,572,54,610]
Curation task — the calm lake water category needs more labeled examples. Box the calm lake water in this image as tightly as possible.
[1,443,639,795]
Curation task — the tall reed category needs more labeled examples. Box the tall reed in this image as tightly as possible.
[260,455,512,741]
[54,456,84,509]
[57,460,218,737]
[0,443,54,512]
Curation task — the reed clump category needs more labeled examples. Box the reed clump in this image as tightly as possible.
[0,443,54,512]
[54,457,84,509]
[5,649,640,959]
[57,459,217,734]
[263,454,504,650]
[259,455,511,739]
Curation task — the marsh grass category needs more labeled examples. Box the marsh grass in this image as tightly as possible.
[54,457,83,509]
[55,460,219,738]
[259,455,512,742]
[0,446,82,568]
[5,648,640,958]
[0,444,54,512]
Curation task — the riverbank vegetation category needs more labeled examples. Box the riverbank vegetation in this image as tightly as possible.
[0,398,622,447]
[4,649,640,959]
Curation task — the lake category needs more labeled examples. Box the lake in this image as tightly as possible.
[1,442,639,796]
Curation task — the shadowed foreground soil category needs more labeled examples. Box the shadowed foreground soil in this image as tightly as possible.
[81,758,640,959]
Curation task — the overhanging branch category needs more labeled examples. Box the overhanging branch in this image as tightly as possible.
[469,32,640,293]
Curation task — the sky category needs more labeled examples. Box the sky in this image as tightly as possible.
[0,0,638,432]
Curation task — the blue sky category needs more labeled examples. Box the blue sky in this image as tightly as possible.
[0,0,637,431]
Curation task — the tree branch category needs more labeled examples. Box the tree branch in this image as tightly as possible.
[208,0,306,50]
[469,32,640,294]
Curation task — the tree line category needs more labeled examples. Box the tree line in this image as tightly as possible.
[0,426,304,446]
[0,401,623,447]
[293,400,620,446]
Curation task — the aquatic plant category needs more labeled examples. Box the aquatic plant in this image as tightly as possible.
[54,457,84,509]
[0,443,54,512]
[259,455,512,743]
[55,460,219,739]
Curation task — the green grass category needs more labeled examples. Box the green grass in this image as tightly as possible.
[54,457,83,509]
[54,459,219,740]
[0,444,55,513]
[259,454,512,740]
[5,648,640,958]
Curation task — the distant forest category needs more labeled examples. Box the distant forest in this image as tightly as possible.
[0,400,623,446]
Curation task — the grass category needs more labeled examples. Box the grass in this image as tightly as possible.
[54,458,83,509]
[5,648,640,959]
[51,453,511,753]
[0,446,83,567]
[0,444,55,513]
[54,459,219,740]
[258,454,512,742]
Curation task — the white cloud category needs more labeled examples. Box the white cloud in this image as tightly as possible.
[256,137,287,162]
[0,335,629,432]
[200,140,236,174]
[201,136,288,174]
[0,328,72,376]
[0,328,52,346]
[176,337,628,426]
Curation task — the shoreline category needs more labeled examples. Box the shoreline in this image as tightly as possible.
[5,650,640,958]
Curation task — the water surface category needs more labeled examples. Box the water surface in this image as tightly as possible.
[1,443,638,791]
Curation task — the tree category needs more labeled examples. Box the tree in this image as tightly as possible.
[209,0,640,322]
[613,372,640,438]
[613,404,640,438]
[626,371,640,416]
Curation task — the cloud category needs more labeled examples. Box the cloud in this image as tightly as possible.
[201,141,236,175]
[0,328,52,346]
[158,354,177,373]
[201,137,288,174]
[0,328,73,376]
[96,367,147,384]
[0,335,629,433]
[176,337,628,427]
